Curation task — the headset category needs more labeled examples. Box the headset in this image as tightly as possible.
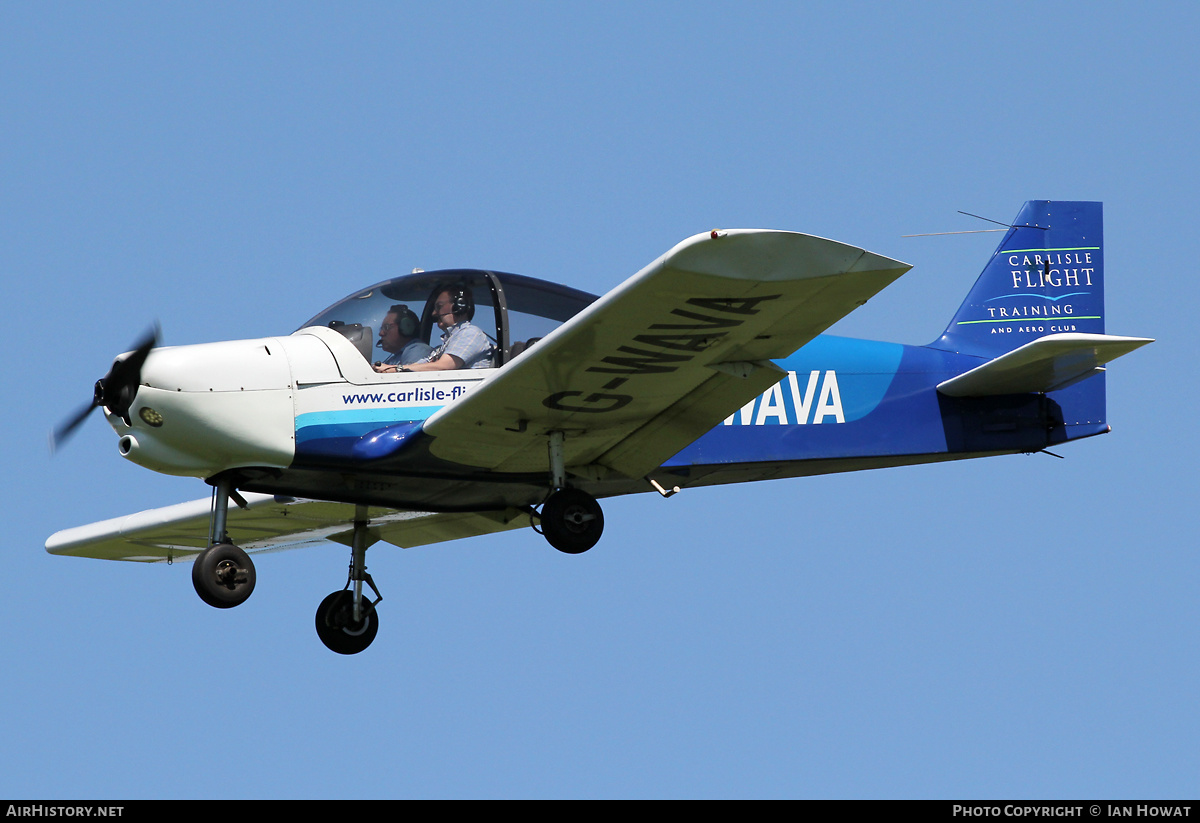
[446,286,474,321]
[429,285,475,323]
[376,304,421,354]
[388,304,420,338]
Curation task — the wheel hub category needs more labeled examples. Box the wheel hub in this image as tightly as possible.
[564,507,594,527]
[192,542,256,609]
[213,559,245,588]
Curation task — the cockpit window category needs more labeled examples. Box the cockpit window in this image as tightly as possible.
[299,269,598,368]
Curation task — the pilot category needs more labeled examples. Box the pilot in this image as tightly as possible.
[401,286,494,372]
[372,304,433,373]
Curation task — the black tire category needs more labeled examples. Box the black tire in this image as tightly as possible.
[315,590,379,655]
[541,488,604,554]
[192,542,256,609]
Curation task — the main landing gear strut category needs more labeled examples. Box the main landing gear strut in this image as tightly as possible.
[538,431,604,554]
[192,475,256,609]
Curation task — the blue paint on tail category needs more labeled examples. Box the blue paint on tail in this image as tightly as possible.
[932,201,1104,358]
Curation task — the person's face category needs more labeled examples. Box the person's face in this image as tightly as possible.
[433,292,458,330]
[378,312,403,353]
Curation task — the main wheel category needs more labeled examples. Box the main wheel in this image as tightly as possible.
[541,488,604,554]
[315,590,379,655]
[192,542,256,608]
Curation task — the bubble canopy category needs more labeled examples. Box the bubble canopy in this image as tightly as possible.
[299,269,599,367]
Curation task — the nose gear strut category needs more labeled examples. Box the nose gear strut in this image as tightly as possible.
[315,505,383,655]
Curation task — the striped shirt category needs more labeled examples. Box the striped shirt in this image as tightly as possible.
[424,322,494,369]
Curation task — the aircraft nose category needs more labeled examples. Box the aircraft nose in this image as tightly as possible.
[109,337,296,477]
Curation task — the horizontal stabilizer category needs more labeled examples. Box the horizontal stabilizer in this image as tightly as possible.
[936,333,1153,397]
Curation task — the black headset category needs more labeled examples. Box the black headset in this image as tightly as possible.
[388,304,420,338]
[441,286,474,321]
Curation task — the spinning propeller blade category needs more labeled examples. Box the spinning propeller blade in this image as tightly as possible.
[50,324,161,452]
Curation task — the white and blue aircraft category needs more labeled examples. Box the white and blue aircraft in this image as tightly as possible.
[48,200,1152,654]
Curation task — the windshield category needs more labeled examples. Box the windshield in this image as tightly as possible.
[299,269,598,367]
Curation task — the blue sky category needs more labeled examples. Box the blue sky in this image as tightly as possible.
[3,1,1194,798]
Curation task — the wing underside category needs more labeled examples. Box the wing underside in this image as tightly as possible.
[45,494,531,562]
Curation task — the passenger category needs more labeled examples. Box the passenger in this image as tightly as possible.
[372,305,433,373]
[401,286,494,372]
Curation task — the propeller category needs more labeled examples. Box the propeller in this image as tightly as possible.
[51,324,161,451]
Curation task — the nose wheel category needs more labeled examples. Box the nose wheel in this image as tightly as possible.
[315,589,380,655]
[540,488,604,554]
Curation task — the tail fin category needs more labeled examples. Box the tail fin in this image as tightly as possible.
[933,200,1105,357]
[932,200,1153,444]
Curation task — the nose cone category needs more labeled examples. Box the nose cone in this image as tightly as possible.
[109,338,296,477]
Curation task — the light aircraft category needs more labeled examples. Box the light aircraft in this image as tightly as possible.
[47,200,1151,654]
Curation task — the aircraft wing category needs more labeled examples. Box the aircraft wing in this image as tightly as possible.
[45,494,531,562]
[423,229,910,479]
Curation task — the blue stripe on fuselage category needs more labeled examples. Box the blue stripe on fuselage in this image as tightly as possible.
[294,407,438,462]
[294,407,440,444]
[666,335,965,467]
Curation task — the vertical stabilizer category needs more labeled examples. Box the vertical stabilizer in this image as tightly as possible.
[932,201,1104,358]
